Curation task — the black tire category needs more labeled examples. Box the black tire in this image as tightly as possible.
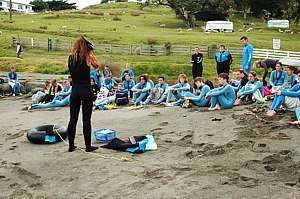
[27,125,68,144]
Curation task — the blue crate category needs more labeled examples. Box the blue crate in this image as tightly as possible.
[93,128,117,143]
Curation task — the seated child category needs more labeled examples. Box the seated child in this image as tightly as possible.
[234,71,264,105]
[206,73,236,111]
[183,77,211,107]
[267,71,300,117]
[162,73,191,107]
[144,76,168,105]
[122,74,135,98]
[103,75,117,92]
[131,74,152,106]
[7,65,22,96]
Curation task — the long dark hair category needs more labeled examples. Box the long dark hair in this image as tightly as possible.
[71,37,98,67]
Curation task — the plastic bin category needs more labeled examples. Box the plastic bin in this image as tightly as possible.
[93,128,117,143]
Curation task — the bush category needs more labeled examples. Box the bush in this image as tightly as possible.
[39,25,48,30]
[109,12,123,16]
[112,16,122,21]
[130,11,141,17]
[91,11,104,16]
[147,38,158,45]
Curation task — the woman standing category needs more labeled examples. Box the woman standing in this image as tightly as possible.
[67,36,99,152]
[191,47,203,79]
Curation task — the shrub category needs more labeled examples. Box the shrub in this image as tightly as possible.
[130,11,141,17]
[147,38,158,45]
[112,16,122,21]
[91,11,104,16]
[39,25,48,30]
[109,12,123,16]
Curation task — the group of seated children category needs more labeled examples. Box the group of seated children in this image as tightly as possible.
[29,78,72,110]
[26,61,299,128]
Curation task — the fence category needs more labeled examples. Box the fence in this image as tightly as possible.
[12,37,300,61]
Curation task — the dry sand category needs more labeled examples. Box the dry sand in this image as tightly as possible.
[0,97,300,199]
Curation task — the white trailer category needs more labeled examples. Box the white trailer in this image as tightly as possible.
[205,21,234,32]
[267,20,289,29]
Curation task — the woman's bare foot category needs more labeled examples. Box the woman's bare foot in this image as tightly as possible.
[266,110,276,117]
[234,99,241,106]
[288,122,300,128]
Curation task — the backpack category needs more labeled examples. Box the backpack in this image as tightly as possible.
[115,89,129,106]
[205,80,214,89]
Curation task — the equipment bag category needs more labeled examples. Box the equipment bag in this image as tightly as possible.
[115,89,129,106]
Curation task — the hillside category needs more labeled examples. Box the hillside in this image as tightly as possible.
[0,2,299,80]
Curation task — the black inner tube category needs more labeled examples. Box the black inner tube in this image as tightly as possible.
[27,125,68,144]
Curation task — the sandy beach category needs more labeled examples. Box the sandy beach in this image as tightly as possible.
[0,97,300,199]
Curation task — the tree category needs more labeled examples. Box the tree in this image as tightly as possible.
[233,0,252,19]
[30,0,49,12]
[285,0,300,23]
[47,0,76,11]
[250,0,287,18]
[30,0,76,11]
[150,0,233,28]
[101,0,110,3]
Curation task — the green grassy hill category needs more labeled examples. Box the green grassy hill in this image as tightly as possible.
[0,2,299,81]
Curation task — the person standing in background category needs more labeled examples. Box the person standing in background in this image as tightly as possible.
[16,43,23,59]
[240,36,253,74]
[120,63,134,81]
[191,47,203,79]
[215,45,233,75]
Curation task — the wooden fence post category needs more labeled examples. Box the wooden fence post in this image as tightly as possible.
[31,38,34,48]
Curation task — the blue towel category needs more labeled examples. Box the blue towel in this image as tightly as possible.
[45,135,56,143]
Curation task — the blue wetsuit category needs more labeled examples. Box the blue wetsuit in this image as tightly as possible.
[182,84,211,107]
[269,70,288,87]
[165,83,191,103]
[132,81,152,105]
[120,68,134,80]
[53,86,72,101]
[7,72,21,94]
[90,70,102,87]
[103,78,116,91]
[296,107,300,121]
[123,79,135,97]
[207,83,236,109]
[32,95,70,109]
[239,80,264,99]
[242,43,254,74]
[155,82,168,91]
[288,74,298,88]
[103,69,112,79]
[271,83,300,111]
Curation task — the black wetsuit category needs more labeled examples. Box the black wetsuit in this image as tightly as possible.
[259,59,278,84]
[67,53,94,149]
[191,53,203,79]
